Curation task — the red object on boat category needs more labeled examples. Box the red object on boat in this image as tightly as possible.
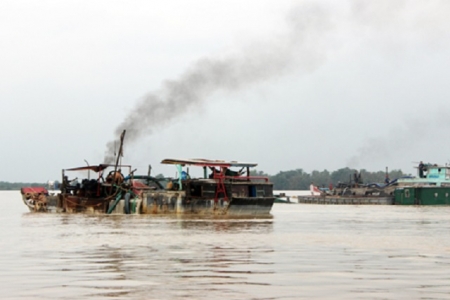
[131,180,149,196]
[20,187,48,194]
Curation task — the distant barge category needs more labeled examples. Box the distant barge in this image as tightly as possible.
[295,163,450,205]
[295,195,393,205]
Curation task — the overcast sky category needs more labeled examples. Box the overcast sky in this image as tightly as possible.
[1,0,450,182]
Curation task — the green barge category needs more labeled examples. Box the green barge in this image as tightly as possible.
[394,187,450,205]
[394,162,450,205]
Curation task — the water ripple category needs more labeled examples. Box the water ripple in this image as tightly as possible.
[1,191,450,299]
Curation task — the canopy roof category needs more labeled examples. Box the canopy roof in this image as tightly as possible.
[65,164,131,172]
[161,158,257,168]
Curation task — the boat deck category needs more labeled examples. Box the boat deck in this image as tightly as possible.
[297,196,394,205]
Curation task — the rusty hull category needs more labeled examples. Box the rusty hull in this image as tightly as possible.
[62,195,110,213]
[141,190,274,216]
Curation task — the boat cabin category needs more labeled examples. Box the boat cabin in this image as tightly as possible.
[397,163,450,187]
[141,158,275,215]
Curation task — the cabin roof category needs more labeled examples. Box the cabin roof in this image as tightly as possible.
[161,158,258,168]
[414,164,450,169]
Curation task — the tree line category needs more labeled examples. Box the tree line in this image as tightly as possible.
[0,167,409,191]
[252,168,408,190]
[0,181,47,190]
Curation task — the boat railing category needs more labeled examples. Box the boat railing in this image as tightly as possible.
[221,175,270,183]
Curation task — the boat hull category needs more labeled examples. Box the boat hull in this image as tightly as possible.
[394,186,450,205]
[63,195,110,213]
[20,190,274,215]
[20,187,60,212]
[141,190,274,215]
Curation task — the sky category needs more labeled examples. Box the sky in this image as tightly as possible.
[1,0,450,182]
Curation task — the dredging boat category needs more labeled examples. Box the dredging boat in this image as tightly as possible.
[20,131,275,215]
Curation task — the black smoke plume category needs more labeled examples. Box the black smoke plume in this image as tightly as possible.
[104,3,334,162]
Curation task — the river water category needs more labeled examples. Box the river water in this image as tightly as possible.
[1,191,450,299]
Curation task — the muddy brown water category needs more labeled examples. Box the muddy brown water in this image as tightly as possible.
[1,191,450,299]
